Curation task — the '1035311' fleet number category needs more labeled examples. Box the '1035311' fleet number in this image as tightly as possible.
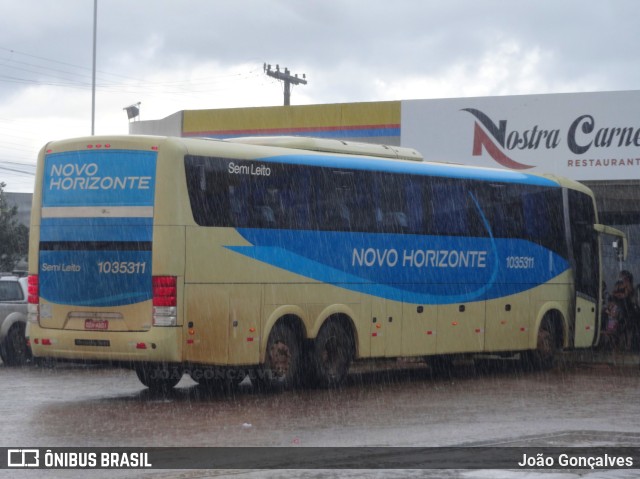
[506,256,535,269]
[97,261,146,274]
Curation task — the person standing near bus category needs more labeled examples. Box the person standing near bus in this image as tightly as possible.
[612,270,638,350]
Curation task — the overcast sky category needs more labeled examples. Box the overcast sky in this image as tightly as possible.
[2,0,640,192]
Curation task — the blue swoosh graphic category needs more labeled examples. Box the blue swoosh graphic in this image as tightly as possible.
[226,224,568,305]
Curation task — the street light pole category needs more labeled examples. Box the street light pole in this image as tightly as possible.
[91,0,97,135]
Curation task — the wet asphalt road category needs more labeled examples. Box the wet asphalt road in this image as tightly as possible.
[1,357,639,478]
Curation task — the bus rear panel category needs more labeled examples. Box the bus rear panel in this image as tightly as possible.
[29,139,182,363]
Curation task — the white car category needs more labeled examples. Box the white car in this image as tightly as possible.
[0,275,31,365]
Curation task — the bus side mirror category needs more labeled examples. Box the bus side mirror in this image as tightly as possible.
[594,224,627,261]
[613,240,625,261]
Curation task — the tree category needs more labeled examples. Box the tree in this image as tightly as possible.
[0,182,29,272]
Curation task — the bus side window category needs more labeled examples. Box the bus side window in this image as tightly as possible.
[429,180,467,236]
[229,185,247,227]
[249,183,280,228]
[372,173,411,234]
[252,205,276,228]
[350,171,376,231]
[522,188,566,255]
[185,158,239,227]
[316,170,355,231]
[325,194,352,230]
[474,183,525,239]
[284,166,311,230]
[404,178,423,234]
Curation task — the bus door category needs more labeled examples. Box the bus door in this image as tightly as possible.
[567,190,599,347]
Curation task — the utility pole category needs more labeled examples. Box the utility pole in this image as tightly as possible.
[264,63,307,106]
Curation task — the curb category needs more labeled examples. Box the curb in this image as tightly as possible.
[563,349,640,367]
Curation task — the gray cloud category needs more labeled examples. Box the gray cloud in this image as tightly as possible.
[1,0,640,190]
[4,1,640,98]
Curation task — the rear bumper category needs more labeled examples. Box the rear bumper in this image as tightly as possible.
[26,322,182,363]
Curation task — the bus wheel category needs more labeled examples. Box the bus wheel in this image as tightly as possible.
[135,364,182,391]
[525,317,559,371]
[312,319,353,388]
[0,323,31,366]
[261,322,302,389]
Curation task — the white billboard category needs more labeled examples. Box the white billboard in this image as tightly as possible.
[401,91,640,181]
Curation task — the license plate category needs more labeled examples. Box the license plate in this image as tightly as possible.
[84,319,109,330]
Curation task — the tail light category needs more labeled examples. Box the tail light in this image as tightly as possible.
[27,275,39,323]
[28,275,39,304]
[152,276,177,326]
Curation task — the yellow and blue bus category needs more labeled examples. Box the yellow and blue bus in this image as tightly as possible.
[27,135,625,390]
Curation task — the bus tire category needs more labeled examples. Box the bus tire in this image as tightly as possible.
[135,363,183,391]
[0,323,31,366]
[525,316,559,371]
[260,322,302,389]
[311,319,353,388]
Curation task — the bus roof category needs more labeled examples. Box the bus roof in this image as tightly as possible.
[219,136,561,187]
[225,136,423,161]
[42,135,563,189]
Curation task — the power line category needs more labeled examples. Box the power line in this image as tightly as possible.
[0,165,36,177]
[0,160,36,167]
[0,45,264,96]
